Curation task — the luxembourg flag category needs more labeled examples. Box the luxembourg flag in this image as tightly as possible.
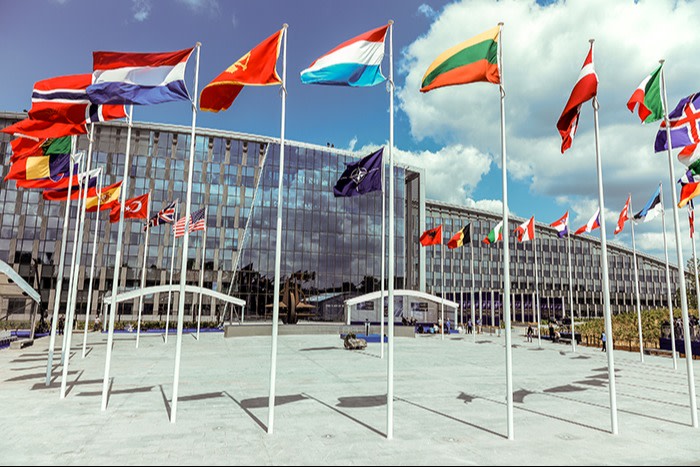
[575,209,601,235]
[300,24,389,87]
[87,47,194,105]
[549,211,569,238]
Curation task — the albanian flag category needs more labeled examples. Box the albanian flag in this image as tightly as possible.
[420,226,443,247]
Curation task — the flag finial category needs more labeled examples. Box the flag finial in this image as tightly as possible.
[283,23,288,29]
[388,20,394,25]
[498,22,504,26]
[659,59,665,65]
[589,38,595,44]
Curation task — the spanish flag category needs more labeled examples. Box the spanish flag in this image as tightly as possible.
[85,181,122,212]
[448,224,471,249]
[200,29,283,113]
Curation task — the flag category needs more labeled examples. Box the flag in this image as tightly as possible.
[420,226,442,247]
[627,64,663,123]
[87,48,194,105]
[679,169,700,185]
[4,153,76,189]
[633,185,663,222]
[333,148,383,197]
[420,25,500,93]
[447,224,471,249]
[654,93,700,153]
[200,30,282,112]
[42,174,99,201]
[109,192,150,223]
[614,196,631,235]
[678,182,700,209]
[557,43,598,154]
[300,24,388,87]
[549,211,569,238]
[679,143,700,171]
[28,74,126,124]
[514,216,535,242]
[85,181,122,212]
[690,202,695,239]
[9,137,46,161]
[173,214,187,238]
[575,209,601,235]
[144,200,177,231]
[174,207,206,238]
[483,221,503,244]
[1,118,86,139]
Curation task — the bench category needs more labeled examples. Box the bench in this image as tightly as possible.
[644,348,674,357]
[9,339,33,350]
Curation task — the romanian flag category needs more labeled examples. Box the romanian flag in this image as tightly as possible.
[447,224,471,249]
[483,221,503,244]
[420,226,442,247]
[200,29,283,112]
[420,25,500,93]
[679,182,700,209]
[4,153,77,189]
[85,181,122,212]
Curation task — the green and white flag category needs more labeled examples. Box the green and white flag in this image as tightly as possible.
[482,221,503,245]
[627,64,663,123]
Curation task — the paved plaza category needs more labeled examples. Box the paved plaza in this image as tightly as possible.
[2,329,700,465]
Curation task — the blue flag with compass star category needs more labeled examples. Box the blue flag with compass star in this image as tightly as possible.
[333,147,383,198]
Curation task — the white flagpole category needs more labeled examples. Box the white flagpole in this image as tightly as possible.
[567,223,576,352]
[660,60,698,428]
[441,238,445,340]
[101,104,134,411]
[196,217,207,340]
[165,201,179,343]
[136,192,151,349]
[497,22,514,440]
[267,26,287,435]
[82,166,102,359]
[659,183,678,369]
[629,196,645,362]
[534,234,542,348]
[380,146,386,359]
[590,39,619,434]
[470,236,475,342]
[45,140,76,386]
[691,206,700,320]
[386,19,396,440]
[452,247,457,328]
[170,43,201,424]
[60,151,89,399]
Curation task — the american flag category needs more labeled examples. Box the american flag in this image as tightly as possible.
[144,200,177,231]
[174,207,206,238]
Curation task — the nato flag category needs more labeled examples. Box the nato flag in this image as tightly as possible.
[333,148,383,197]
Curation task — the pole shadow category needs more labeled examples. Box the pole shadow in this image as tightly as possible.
[336,395,386,408]
[302,392,385,438]
[64,370,85,398]
[78,385,154,398]
[159,385,171,421]
[222,391,267,433]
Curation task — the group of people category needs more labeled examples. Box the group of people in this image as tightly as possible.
[415,318,452,335]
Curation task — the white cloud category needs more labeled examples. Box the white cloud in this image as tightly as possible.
[347,136,358,152]
[132,0,151,22]
[176,0,221,15]
[464,198,503,215]
[417,4,438,19]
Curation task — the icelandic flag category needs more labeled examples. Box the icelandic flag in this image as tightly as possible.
[300,25,389,87]
[549,211,569,238]
[333,148,383,197]
[574,209,601,235]
[654,93,700,152]
[633,185,663,223]
[87,48,194,105]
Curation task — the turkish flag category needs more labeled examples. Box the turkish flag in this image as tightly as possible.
[109,192,149,223]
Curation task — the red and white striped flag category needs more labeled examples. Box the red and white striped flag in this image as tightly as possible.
[690,202,695,239]
[173,207,206,238]
[514,216,535,242]
[614,196,631,235]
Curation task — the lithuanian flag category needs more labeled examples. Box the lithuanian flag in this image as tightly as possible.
[420,25,500,93]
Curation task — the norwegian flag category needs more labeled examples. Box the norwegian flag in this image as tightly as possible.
[614,196,631,235]
[173,207,206,238]
[690,202,695,239]
[144,200,177,231]
[514,216,535,242]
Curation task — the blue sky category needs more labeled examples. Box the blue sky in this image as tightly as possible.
[2,0,700,262]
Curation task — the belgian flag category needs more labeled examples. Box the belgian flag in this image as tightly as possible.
[448,224,471,249]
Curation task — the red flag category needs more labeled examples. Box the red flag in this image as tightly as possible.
[420,226,442,247]
[557,43,598,154]
[109,193,150,223]
[690,203,695,239]
[200,29,283,113]
[1,118,86,139]
[514,216,535,242]
[614,196,631,235]
[9,137,46,162]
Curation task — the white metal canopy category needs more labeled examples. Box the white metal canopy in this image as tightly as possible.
[105,285,246,308]
[0,260,40,304]
[344,289,458,310]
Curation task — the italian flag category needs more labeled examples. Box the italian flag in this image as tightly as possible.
[627,64,663,123]
[420,25,500,93]
[483,220,503,244]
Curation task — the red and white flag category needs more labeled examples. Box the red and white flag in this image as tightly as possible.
[614,196,631,235]
[173,207,207,238]
[514,216,535,242]
[575,209,601,235]
[109,192,150,223]
[690,202,695,239]
[557,43,598,154]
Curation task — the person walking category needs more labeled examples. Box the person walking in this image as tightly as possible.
[364,318,370,337]
[601,331,607,352]
[527,325,533,343]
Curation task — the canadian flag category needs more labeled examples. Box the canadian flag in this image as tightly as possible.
[109,192,150,223]
[557,43,598,154]
[575,209,601,235]
[514,216,535,242]
[614,196,631,235]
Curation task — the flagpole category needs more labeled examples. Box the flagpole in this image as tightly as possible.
[82,165,102,359]
[196,215,207,341]
[135,192,151,349]
[534,234,542,348]
[441,239,445,340]
[101,104,134,411]
[170,43,201,424]
[660,60,699,428]
[629,196,645,362]
[45,138,77,386]
[165,201,178,343]
[386,19,396,440]
[452,247,457,328]
[380,143,386,359]
[659,183,678,370]
[496,22,514,441]
[567,223,576,352]
[692,206,700,320]
[267,26,287,435]
[470,238,475,342]
[590,39,618,434]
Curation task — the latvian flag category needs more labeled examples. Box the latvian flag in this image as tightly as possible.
[549,211,569,238]
[514,217,535,242]
[145,200,177,231]
[614,196,631,235]
[575,209,601,235]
